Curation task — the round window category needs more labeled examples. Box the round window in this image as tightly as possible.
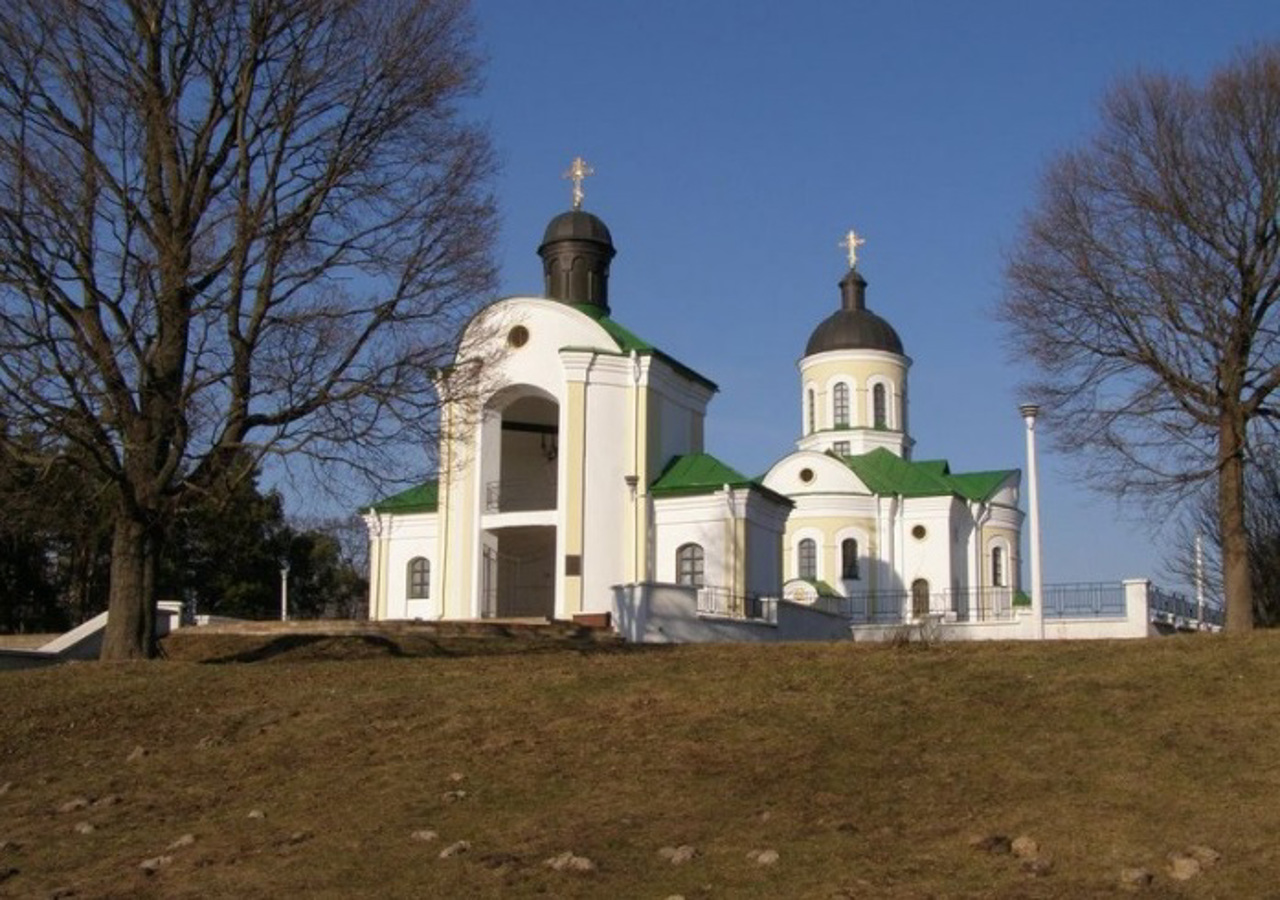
[799,468,815,484]
[507,325,529,348]
[911,524,927,540]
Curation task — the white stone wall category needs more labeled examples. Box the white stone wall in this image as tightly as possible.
[380,512,439,620]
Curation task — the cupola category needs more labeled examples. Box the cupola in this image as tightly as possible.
[537,157,616,312]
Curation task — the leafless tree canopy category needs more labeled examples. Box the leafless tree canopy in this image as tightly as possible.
[1002,44,1280,630]
[0,0,497,656]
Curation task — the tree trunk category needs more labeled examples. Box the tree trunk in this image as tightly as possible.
[100,512,158,659]
[1219,412,1254,632]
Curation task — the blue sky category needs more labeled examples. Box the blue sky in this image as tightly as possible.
[458,0,1278,593]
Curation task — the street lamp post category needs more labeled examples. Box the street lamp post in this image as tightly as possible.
[1020,404,1044,639]
[280,561,291,623]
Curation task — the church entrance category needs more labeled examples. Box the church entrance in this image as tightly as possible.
[480,526,556,619]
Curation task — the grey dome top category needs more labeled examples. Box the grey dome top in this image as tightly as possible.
[804,269,904,356]
[539,209,614,249]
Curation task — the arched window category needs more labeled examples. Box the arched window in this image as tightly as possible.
[841,538,859,580]
[807,388,816,434]
[676,543,705,588]
[798,538,817,580]
[873,383,887,429]
[407,557,430,599]
[991,546,1005,587]
[833,383,849,427]
[911,578,930,616]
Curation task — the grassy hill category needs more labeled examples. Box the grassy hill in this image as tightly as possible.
[3,629,1279,898]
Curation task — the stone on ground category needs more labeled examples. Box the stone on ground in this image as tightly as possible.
[139,855,173,874]
[543,850,596,873]
[1011,835,1039,858]
[1119,867,1154,890]
[1186,844,1221,868]
[1166,852,1203,881]
[439,840,471,859]
[658,844,698,864]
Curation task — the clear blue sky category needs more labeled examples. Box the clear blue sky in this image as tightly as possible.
[454,1,1278,594]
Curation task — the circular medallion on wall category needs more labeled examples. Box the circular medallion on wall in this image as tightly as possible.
[507,325,529,348]
[799,467,815,484]
[911,524,927,540]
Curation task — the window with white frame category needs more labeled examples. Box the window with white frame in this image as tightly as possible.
[807,388,816,433]
[677,543,705,588]
[407,557,430,599]
[798,538,817,580]
[991,545,1005,587]
[872,383,887,428]
[833,382,849,427]
[833,440,850,456]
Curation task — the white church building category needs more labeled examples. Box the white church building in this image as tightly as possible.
[363,165,1031,642]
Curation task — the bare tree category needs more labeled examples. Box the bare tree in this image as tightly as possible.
[1167,448,1280,625]
[0,0,496,658]
[1002,44,1280,632]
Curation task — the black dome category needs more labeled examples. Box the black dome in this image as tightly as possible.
[804,269,904,356]
[539,210,614,248]
[537,209,617,311]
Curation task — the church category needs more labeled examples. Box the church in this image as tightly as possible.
[363,161,1024,641]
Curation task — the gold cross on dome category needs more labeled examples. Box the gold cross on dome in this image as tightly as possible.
[839,228,866,269]
[563,156,594,209]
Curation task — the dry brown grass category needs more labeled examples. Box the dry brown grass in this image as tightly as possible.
[3,631,1280,898]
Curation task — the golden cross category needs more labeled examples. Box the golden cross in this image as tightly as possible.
[839,229,866,269]
[563,156,594,209]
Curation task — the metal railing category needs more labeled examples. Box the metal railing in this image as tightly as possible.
[1150,585,1224,628]
[484,477,556,513]
[1042,582,1126,619]
[696,587,776,624]
[840,586,1018,625]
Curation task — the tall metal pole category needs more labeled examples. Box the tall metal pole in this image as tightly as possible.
[280,562,290,623]
[1020,404,1044,639]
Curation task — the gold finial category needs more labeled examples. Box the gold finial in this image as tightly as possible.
[563,156,594,210]
[839,228,866,269]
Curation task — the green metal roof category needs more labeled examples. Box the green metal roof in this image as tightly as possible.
[840,448,1015,502]
[807,578,842,599]
[564,302,718,392]
[364,480,439,514]
[651,453,792,506]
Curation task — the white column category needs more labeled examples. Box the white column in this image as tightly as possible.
[1020,404,1044,639]
[280,562,291,622]
[1195,532,1206,628]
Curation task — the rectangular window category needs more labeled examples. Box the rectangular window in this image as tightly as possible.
[833,440,850,456]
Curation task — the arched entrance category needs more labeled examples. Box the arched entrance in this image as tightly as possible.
[484,391,559,513]
[479,387,559,619]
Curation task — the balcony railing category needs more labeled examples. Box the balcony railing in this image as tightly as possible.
[484,477,556,513]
